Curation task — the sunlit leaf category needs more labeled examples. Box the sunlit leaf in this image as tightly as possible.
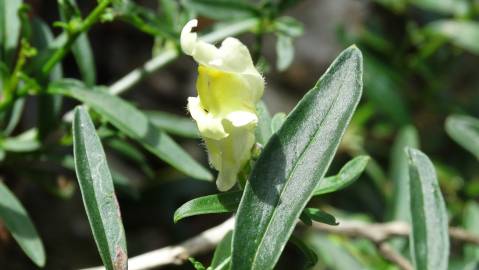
[232,46,363,270]
[407,148,449,270]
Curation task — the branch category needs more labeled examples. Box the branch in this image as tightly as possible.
[313,220,479,245]
[80,219,479,270]
[80,218,234,270]
[313,220,479,270]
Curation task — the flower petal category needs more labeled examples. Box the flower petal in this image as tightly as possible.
[187,97,228,140]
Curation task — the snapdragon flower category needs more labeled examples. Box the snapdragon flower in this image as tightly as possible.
[181,19,265,191]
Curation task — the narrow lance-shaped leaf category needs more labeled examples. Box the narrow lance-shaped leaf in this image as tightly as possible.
[50,79,212,181]
[145,110,199,139]
[0,181,46,267]
[407,147,449,270]
[425,20,479,55]
[210,231,233,269]
[445,114,479,160]
[58,0,96,86]
[174,155,369,222]
[232,46,363,270]
[255,101,273,145]
[73,107,127,270]
[389,126,419,222]
[463,202,479,269]
[0,0,22,67]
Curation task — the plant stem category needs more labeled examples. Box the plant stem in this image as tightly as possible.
[108,18,260,96]
[41,0,111,76]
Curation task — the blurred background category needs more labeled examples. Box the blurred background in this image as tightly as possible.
[1,0,479,269]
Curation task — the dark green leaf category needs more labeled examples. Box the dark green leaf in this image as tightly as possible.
[276,34,294,71]
[211,231,233,269]
[145,110,199,139]
[445,114,479,160]
[0,0,22,68]
[303,208,338,225]
[407,148,449,270]
[58,0,96,85]
[181,0,260,20]
[73,107,128,270]
[463,202,479,269]
[232,46,363,270]
[174,191,241,223]
[0,181,45,267]
[363,54,410,125]
[409,0,469,16]
[50,79,212,181]
[426,20,479,55]
[255,101,273,145]
[288,236,318,268]
[389,126,419,222]
[31,18,63,138]
[312,155,369,196]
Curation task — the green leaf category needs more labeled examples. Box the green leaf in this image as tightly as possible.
[0,181,45,267]
[211,231,233,269]
[58,0,96,86]
[308,234,365,270]
[407,148,449,270]
[73,107,128,270]
[276,34,294,71]
[31,17,63,138]
[31,17,63,80]
[303,208,338,225]
[189,257,207,270]
[181,0,260,20]
[426,20,479,55]
[274,16,304,38]
[145,110,199,139]
[277,0,305,13]
[232,46,363,270]
[389,126,419,222]
[463,202,479,269]
[174,191,241,223]
[2,129,40,152]
[3,98,25,135]
[312,155,369,196]
[50,79,212,181]
[270,112,286,134]
[409,0,469,16]
[255,101,273,145]
[445,114,479,160]
[363,54,410,125]
[288,236,318,268]
[0,0,22,68]
[174,155,368,222]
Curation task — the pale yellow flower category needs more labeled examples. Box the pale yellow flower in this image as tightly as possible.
[181,19,264,191]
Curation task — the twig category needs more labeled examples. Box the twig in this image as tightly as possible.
[41,0,111,76]
[378,242,413,270]
[313,220,479,270]
[80,218,479,270]
[80,218,234,270]
[313,220,479,245]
